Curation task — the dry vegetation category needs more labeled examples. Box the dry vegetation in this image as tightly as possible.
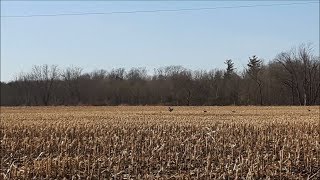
[1,106,319,179]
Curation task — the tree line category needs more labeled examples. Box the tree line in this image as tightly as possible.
[1,44,319,106]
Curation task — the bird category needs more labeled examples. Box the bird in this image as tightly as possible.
[204,110,207,113]
[232,110,236,113]
[168,107,174,112]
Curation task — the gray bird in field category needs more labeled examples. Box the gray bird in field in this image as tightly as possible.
[168,107,174,112]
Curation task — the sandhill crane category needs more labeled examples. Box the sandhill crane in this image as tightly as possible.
[168,107,174,112]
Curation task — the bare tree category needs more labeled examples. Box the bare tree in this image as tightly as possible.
[275,44,320,105]
[62,66,83,105]
[30,64,59,106]
[109,68,126,80]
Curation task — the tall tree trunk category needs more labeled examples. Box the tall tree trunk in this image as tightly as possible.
[258,83,263,106]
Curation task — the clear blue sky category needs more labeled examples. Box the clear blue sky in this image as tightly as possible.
[1,1,319,82]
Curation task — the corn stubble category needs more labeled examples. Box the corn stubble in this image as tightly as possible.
[1,106,319,179]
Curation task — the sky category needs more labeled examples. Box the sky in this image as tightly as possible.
[1,1,319,82]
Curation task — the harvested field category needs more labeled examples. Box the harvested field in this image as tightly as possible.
[1,106,319,179]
